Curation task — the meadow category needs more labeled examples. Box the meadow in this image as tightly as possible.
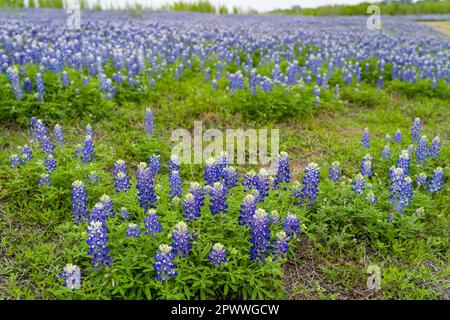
[0,9,449,300]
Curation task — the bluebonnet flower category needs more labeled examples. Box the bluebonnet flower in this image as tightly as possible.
[239,194,256,227]
[296,162,320,204]
[45,154,57,173]
[274,152,291,189]
[39,173,51,186]
[126,223,141,237]
[24,77,33,93]
[61,71,70,88]
[115,171,130,192]
[427,167,444,193]
[209,182,228,215]
[273,231,289,260]
[212,79,218,89]
[428,136,440,159]
[204,157,220,186]
[328,161,341,181]
[53,124,64,146]
[389,168,413,213]
[144,208,162,236]
[407,143,415,155]
[222,166,238,192]
[168,154,180,172]
[153,244,177,284]
[145,108,154,135]
[171,221,192,257]
[227,70,244,95]
[60,264,81,291]
[377,76,383,89]
[136,162,157,210]
[282,213,300,238]
[182,193,201,222]
[365,191,377,203]
[416,135,428,163]
[75,144,82,159]
[416,172,427,186]
[113,159,127,175]
[269,210,280,225]
[242,170,257,192]
[19,145,32,162]
[260,76,272,93]
[87,171,98,184]
[352,173,365,195]
[40,135,55,155]
[382,145,391,159]
[36,73,45,102]
[99,194,115,217]
[361,154,373,177]
[10,154,20,168]
[188,182,205,209]
[90,202,107,222]
[148,155,162,178]
[6,66,23,100]
[81,135,95,164]
[169,170,182,199]
[120,207,130,220]
[393,129,402,144]
[85,124,94,137]
[208,243,227,267]
[71,180,89,223]
[397,150,410,175]
[411,118,421,142]
[254,169,270,203]
[249,208,272,264]
[86,220,113,268]
[361,128,370,149]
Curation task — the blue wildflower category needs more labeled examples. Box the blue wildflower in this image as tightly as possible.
[81,135,95,164]
[361,128,370,149]
[153,244,177,283]
[254,169,270,203]
[99,194,115,217]
[208,243,227,267]
[45,154,57,173]
[411,118,421,142]
[10,154,20,168]
[169,170,182,199]
[87,171,98,184]
[209,182,228,215]
[361,154,373,177]
[145,108,154,136]
[397,150,410,175]
[86,220,113,268]
[365,191,377,203]
[36,73,45,102]
[71,180,89,223]
[416,172,427,186]
[60,264,81,291]
[427,167,444,193]
[282,213,300,238]
[352,173,365,195]
[126,223,141,237]
[382,145,391,159]
[204,157,220,186]
[238,194,256,227]
[53,124,64,146]
[416,135,428,163]
[249,208,272,264]
[389,168,413,213]
[273,231,289,260]
[428,136,440,159]
[188,182,205,209]
[393,129,402,144]
[148,154,162,178]
[39,173,51,186]
[19,144,32,162]
[182,193,201,222]
[328,161,341,181]
[136,162,157,210]
[120,207,130,220]
[171,221,192,257]
[273,152,291,189]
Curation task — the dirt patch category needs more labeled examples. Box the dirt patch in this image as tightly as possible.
[418,21,450,37]
[283,235,381,300]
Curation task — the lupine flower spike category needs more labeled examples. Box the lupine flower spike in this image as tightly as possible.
[153,244,177,283]
[208,243,227,267]
[60,264,81,291]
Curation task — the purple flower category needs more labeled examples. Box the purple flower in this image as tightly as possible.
[389,168,413,213]
[53,124,64,146]
[115,171,130,192]
[295,162,320,204]
[282,213,300,238]
[393,129,402,144]
[87,171,98,184]
[19,144,32,162]
[148,155,162,178]
[99,194,115,217]
[382,145,391,159]
[90,202,107,223]
[71,180,89,223]
[416,135,428,163]
[10,154,20,168]
[273,231,289,260]
[428,136,440,159]
[427,167,444,193]
[39,173,51,186]
[85,124,94,137]
[361,154,373,177]
[188,182,205,209]
[60,264,81,291]
[209,182,228,215]
[208,243,227,267]
[86,220,113,268]
[238,194,256,227]
[144,208,162,236]
[411,118,421,143]
[254,169,270,203]
[171,221,192,257]
[136,162,157,210]
[45,154,57,173]
[242,170,257,192]
[169,170,182,199]
[126,223,141,237]
[365,191,377,203]
[36,73,45,102]
[249,209,272,264]
[204,157,220,186]
[153,244,177,283]
[81,135,95,164]
[222,166,238,192]
[397,150,410,175]
[352,173,365,195]
[361,128,370,149]
[182,193,201,222]
[168,155,180,172]
[273,152,291,189]
[416,172,427,186]
[120,207,130,220]
[145,108,154,136]
[6,66,23,100]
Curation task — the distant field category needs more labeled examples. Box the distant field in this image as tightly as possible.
[418,20,450,36]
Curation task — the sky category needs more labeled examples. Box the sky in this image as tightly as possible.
[82,0,373,11]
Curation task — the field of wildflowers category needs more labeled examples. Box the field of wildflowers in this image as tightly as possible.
[0,9,448,300]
